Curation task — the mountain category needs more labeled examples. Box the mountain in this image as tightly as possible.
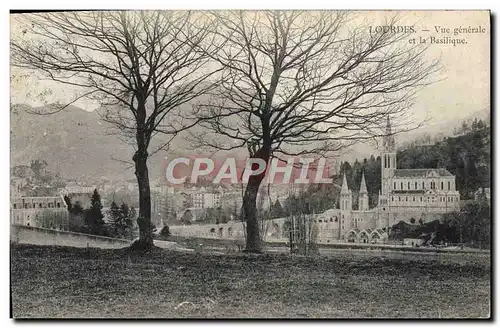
[10,105,170,182]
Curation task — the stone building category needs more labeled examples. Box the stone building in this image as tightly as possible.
[313,117,461,243]
[11,196,69,230]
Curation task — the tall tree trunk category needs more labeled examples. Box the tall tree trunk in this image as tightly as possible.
[242,146,270,253]
[130,99,154,251]
[242,174,265,253]
[133,148,153,250]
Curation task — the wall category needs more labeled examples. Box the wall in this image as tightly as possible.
[11,225,187,251]
[11,225,131,249]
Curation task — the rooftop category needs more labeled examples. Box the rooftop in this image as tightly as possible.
[394,168,454,178]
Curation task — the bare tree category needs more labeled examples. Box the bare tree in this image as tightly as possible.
[192,11,440,253]
[11,11,219,250]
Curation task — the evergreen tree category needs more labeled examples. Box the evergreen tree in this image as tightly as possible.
[108,201,122,237]
[70,201,84,215]
[120,202,129,219]
[85,189,105,235]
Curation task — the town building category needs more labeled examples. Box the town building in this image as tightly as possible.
[474,187,491,203]
[10,196,69,230]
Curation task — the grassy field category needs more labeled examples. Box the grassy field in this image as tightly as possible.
[10,244,490,319]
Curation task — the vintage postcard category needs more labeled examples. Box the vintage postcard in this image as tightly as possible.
[10,10,490,319]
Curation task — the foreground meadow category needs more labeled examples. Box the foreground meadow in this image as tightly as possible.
[10,244,490,319]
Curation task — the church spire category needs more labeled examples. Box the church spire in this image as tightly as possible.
[385,116,392,135]
[359,172,367,194]
[341,173,349,193]
[383,116,395,152]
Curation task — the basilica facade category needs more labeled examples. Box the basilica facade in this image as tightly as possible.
[315,117,461,243]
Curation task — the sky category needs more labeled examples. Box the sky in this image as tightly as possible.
[10,10,490,135]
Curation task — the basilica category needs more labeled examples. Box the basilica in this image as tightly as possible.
[314,117,461,243]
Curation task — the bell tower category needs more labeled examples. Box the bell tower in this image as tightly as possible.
[381,116,396,196]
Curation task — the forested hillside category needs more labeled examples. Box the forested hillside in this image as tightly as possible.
[286,117,490,213]
[397,118,490,200]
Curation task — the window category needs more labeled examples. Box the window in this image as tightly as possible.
[391,196,394,201]
[420,196,423,201]
[401,182,403,189]
[405,197,408,202]
[448,181,451,190]
[13,204,16,209]
[408,182,410,189]
[441,181,444,190]
[398,197,401,201]
[413,197,415,202]
[57,202,61,208]
[415,182,418,189]
[422,182,425,189]
[394,182,397,189]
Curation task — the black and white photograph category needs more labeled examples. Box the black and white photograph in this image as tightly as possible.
[9,9,491,319]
